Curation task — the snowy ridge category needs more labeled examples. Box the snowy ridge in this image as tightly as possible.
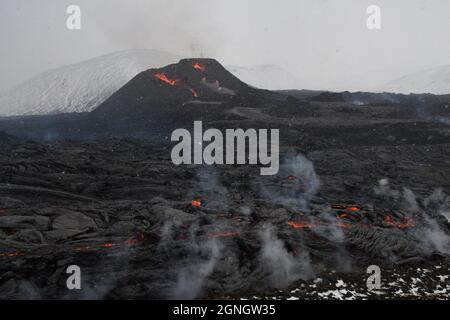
[382,65,450,95]
[2,50,449,117]
[0,49,180,116]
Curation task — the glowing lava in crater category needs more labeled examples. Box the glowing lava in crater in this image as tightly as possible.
[193,62,207,72]
[154,73,180,86]
[154,72,199,98]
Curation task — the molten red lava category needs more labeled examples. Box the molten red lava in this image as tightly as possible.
[189,87,199,98]
[193,62,206,72]
[73,232,147,252]
[0,252,22,257]
[191,200,202,207]
[100,243,115,248]
[125,232,146,246]
[384,215,414,229]
[331,204,361,212]
[288,220,313,229]
[2,232,148,258]
[207,231,240,239]
[154,73,180,86]
[154,72,199,98]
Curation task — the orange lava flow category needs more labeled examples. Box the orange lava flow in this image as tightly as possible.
[99,243,115,248]
[193,62,206,71]
[191,200,202,207]
[331,204,361,212]
[154,73,180,86]
[207,231,240,239]
[73,233,147,252]
[189,87,199,98]
[125,232,146,246]
[384,215,414,229]
[288,220,314,229]
[0,252,22,257]
[154,72,199,98]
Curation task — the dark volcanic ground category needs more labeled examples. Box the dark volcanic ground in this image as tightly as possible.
[0,59,449,299]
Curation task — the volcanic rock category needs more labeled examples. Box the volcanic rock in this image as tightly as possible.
[0,215,50,231]
[52,212,97,231]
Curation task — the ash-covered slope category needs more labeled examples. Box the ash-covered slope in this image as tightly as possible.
[91,58,284,134]
[0,49,180,116]
[94,58,249,118]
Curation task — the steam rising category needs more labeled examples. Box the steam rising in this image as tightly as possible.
[193,166,230,210]
[374,178,400,199]
[256,152,320,210]
[259,224,313,286]
[375,179,450,255]
[169,239,221,299]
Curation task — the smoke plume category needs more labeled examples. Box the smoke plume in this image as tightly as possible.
[259,224,313,287]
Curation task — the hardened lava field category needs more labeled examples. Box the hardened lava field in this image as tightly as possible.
[0,59,449,299]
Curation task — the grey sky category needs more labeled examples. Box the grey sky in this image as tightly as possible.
[1,0,450,91]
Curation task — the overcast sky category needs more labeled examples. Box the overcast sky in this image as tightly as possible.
[1,0,450,91]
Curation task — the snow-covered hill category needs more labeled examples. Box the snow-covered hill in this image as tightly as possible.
[0,49,180,116]
[382,65,450,95]
[225,64,310,90]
